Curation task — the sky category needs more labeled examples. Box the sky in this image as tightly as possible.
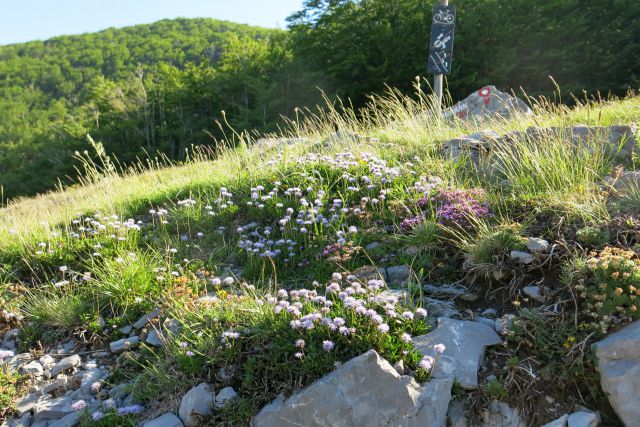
[0,0,305,45]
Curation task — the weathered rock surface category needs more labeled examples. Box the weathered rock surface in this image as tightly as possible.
[526,237,549,253]
[109,336,140,353]
[476,400,526,427]
[509,250,534,264]
[386,264,412,285]
[252,349,452,427]
[413,318,502,389]
[3,413,33,427]
[567,411,599,427]
[593,320,640,426]
[143,413,185,427]
[50,355,81,376]
[523,285,545,303]
[133,308,160,329]
[541,414,568,427]
[33,395,75,420]
[214,387,237,409]
[179,383,215,427]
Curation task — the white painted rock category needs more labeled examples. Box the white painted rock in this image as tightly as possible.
[179,383,215,427]
[593,320,640,426]
[413,318,502,389]
[253,350,452,427]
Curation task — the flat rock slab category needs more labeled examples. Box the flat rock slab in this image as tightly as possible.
[593,320,640,426]
[413,318,502,389]
[567,411,599,427]
[33,396,75,420]
[110,336,140,353]
[252,349,452,427]
[143,413,185,427]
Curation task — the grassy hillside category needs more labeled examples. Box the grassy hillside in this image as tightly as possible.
[1,88,639,425]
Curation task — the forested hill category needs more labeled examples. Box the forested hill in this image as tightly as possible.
[0,18,318,199]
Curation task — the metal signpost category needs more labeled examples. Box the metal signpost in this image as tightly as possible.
[428,0,456,109]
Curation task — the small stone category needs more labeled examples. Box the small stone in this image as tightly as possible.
[393,360,405,375]
[526,237,549,253]
[567,411,599,427]
[542,414,568,427]
[385,264,412,285]
[40,354,55,371]
[523,286,545,303]
[110,336,140,353]
[3,328,20,343]
[179,383,215,427]
[143,413,185,427]
[119,325,133,335]
[50,355,82,377]
[21,360,44,376]
[133,308,160,329]
[460,293,480,302]
[163,318,182,336]
[146,329,165,347]
[214,387,237,408]
[510,250,534,264]
[352,265,388,283]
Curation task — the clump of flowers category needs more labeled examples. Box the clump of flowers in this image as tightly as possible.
[432,188,490,229]
[575,247,640,333]
[321,241,360,263]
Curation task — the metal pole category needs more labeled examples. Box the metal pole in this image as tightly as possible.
[434,0,448,110]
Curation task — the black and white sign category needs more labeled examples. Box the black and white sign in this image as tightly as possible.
[428,4,456,75]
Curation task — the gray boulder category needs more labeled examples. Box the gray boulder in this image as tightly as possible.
[143,413,185,427]
[252,350,452,427]
[20,360,44,376]
[133,308,160,329]
[413,318,502,389]
[179,383,215,427]
[593,320,640,426]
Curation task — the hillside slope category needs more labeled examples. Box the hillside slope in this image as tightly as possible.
[0,90,639,425]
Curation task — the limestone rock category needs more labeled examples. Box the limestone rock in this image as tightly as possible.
[447,400,468,427]
[413,318,502,389]
[593,320,640,426]
[541,414,568,427]
[79,367,105,393]
[110,336,140,353]
[386,264,412,286]
[143,413,185,427]
[15,393,40,416]
[146,329,165,347]
[50,355,81,377]
[567,411,599,427]
[179,383,215,427]
[477,400,525,427]
[526,237,549,253]
[21,360,44,376]
[48,411,81,427]
[214,387,237,408]
[252,350,452,427]
[352,265,388,283]
[133,308,160,329]
[6,353,32,372]
[523,286,545,303]
[33,395,75,420]
[509,250,534,264]
[4,413,33,427]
